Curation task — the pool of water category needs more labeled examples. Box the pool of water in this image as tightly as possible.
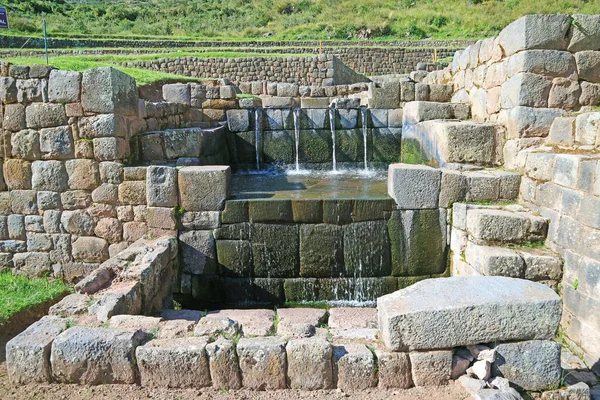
[230,168,388,200]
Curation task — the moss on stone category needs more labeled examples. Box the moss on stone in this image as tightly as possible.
[400,137,438,167]
[263,130,294,164]
[233,131,256,165]
[397,275,430,289]
[214,223,250,240]
[292,199,323,223]
[323,199,353,225]
[388,209,447,277]
[343,220,391,277]
[251,223,299,278]
[216,239,253,277]
[372,127,401,163]
[299,129,332,163]
[248,199,293,223]
[284,278,319,302]
[336,129,363,163]
[221,200,248,224]
[299,224,344,278]
[352,199,396,222]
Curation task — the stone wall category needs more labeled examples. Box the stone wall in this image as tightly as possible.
[121,55,370,86]
[421,13,600,373]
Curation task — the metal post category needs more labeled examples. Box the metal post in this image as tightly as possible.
[43,19,48,64]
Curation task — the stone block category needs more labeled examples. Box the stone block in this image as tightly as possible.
[251,224,299,278]
[465,243,525,277]
[65,159,100,190]
[11,129,41,160]
[410,350,452,386]
[548,117,575,147]
[378,276,561,351]
[580,81,600,106]
[388,209,447,277]
[40,126,74,159]
[287,338,334,390]
[500,73,552,108]
[300,108,328,129]
[298,129,332,163]
[179,230,216,275]
[388,163,441,209]
[497,14,571,56]
[0,77,18,103]
[216,239,252,277]
[3,159,32,190]
[25,103,67,129]
[333,343,376,390]
[48,69,81,103]
[162,83,191,104]
[262,130,294,164]
[226,109,250,132]
[136,337,211,388]
[439,169,468,207]
[369,81,400,109]
[492,340,561,391]
[237,337,287,390]
[329,307,377,329]
[10,190,38,215]
[575,51,600,82]
[376,350,413,389]
[261,96,298,109]
[372,127,402,164]
[505,106,564,139]
[507,50,577,78]
[72,236,108,263]
[16,79,43,103]
[118,181,146,205]
[575,112,600,146]
[51,326,145,384]
[548,77,581,110]
[145,166,177,207]
[343,220,391,277]
[292,199,322,223]
[79,114,128,139]
[299,224,343,277]
[178,166,230,212]
[93,137,128,161]
[6,316,68,384]
[3,103,25,131]
[81,67,138,116]
[403,101,453,124]
[206,339,242,389]
[553,154,581,188]
[568,14,600,52]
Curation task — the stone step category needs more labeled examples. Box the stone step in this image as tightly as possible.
[462,242,563,284]
[452,203,548,245]
[403,101,471,124]
[387,164,521,209]
[402,120,500,167]
[377,276,561,352]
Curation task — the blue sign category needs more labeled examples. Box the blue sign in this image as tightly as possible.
[0,8,8,29]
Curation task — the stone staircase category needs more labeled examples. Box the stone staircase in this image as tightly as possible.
[450,203,563,288]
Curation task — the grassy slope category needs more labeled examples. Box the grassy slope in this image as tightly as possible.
[3,0,598,41]
[0,272,70,324]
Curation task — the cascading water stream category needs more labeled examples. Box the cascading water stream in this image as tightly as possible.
[293,107,300,172]
[361,106,369,172]
[329,105,337,172]
[254,107,262,170]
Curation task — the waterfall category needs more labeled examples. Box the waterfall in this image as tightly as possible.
[293,107,300,172]
[361,106,368,171]
[329,105,337,172]
[254,107,262,170]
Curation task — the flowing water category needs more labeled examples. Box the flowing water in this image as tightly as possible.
[293,107,301,172]
[254,107,262,170]
[361,106,369,172]
[329,105,337,172]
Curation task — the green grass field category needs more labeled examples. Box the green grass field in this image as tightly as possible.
[4,0,598,41]
[0,272,70,325]
[5,51,310,85]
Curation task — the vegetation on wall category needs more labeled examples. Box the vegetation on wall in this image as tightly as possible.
[2,0,598,41]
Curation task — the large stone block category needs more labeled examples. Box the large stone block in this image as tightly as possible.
[299,224,343,277]
[568,14,600,52]
[146,166,177,207]
[388,209,447,277]
[287,338,334,390]
[10,190,38,215]
[136,337,211,388]
[206,338,242,389]
[179,230,216,275]
[178,166,230,211]
[216,239,252,277]
[492,340,561,391]
[40,126,74,159]
[118,181,146,205]
[549,77,581,110]
[403,101,453,124]
[79,114,128,139]
[81,67,138,116]
[237,337,287,390]
[162,83,191,104]
[226,109,250,132]
[378,276,561,351]
[505,106,564,138]
[4,159,32,190]
[11,129,41,160]
[410,350,452,387]
[6,316,68,384]
[333,343,377,390]
[3,103,25,131]
[388,163,441,209]
[500,73,552,108]
[72,236,109,263]
[25,103,67,129]
[465,243,525,278]
[65,159,100,190]
[575,51,600,83]
[376,350,413,389]
[48,69,81,103]
[343,220,391,277]
[251,224,299,278]
[51,326,145,384]
[497,14,571,56]
[507,50,577,78]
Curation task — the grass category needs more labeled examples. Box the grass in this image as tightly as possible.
[0,272,70,325]
[4,51,309,85]
[3,0,597,41]
[283,301,330,309]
